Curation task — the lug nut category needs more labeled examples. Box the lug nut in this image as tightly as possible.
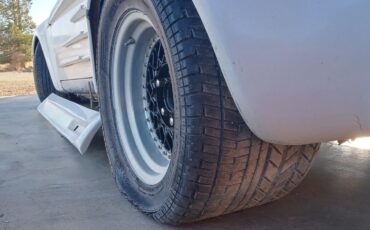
[156,79,160,87]
[169,117,174,126]
[161,108,165,115]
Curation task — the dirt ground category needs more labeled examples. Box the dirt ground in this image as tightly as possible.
[0,72,36,97]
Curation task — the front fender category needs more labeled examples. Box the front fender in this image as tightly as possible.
[33,21,63,91]
[193,0,370,145]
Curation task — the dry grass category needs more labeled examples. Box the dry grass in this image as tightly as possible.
[0,62,33,72]
[0,63,10,71]
[0,72,36,97]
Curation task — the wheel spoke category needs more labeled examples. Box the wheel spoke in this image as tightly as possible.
[144,39,174,153]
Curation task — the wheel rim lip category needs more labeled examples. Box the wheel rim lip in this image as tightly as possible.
[111,11,170,185]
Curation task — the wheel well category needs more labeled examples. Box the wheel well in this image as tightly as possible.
[89,0,105,58]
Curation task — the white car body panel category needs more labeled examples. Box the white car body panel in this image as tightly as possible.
[34,0,370,145]
[33,21,63,91]
[193,0,370,144]
[38,93,101,154]
[34,0,96,93]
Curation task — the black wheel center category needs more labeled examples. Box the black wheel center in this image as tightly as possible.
[144,40,174,153]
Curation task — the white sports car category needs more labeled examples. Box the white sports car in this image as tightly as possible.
[33,0,370,224]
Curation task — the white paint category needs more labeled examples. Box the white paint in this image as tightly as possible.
[38,94,101,154]
[193,0,370,144]
[34,0,95,93]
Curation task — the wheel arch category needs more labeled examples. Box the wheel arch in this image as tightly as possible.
[192,0,370,145]
[88,0,105,58]
[33,21,62,91]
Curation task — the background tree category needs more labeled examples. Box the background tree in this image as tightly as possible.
[0,0,35,70]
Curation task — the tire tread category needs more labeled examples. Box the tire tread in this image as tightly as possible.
[150,0,320,224]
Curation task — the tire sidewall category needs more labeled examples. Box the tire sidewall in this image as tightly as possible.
[97,0,184,212]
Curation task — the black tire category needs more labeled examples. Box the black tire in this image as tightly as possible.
[33,43,57,102]
[97,0,320,224]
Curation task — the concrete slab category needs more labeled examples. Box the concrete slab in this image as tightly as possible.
[1,96,370,230]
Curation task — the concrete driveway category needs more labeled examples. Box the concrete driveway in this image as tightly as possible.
[1,96,370,230]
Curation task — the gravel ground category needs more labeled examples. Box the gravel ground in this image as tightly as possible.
[0,72,35,97]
